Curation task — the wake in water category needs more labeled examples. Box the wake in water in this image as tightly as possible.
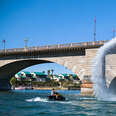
[26,97,48,102]
[26,97,71,104]
[91,38,116,101]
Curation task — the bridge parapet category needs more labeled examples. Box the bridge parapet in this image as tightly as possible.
[0,40,107,54]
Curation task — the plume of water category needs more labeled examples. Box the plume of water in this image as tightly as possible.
[91,38,116,101]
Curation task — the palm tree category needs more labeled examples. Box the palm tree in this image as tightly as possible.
[51,69,54,78]
[47,70,51,79]
[10,77,17,89]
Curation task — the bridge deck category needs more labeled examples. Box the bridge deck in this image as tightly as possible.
[0,41,107,58]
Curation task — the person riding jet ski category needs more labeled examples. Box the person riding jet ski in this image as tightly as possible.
[48,88,65,101]
[51,88,57,96]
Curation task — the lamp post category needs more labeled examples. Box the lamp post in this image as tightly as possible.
[24,39,28,48]
[94,16,96,41]
[2,40,6,53]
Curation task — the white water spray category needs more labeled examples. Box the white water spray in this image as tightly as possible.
[91,38,116,101]
[26,97,48,102]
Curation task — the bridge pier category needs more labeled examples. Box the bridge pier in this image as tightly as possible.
[80,78,93,95]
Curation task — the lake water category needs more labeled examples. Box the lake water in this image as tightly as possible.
[0,90,116,116]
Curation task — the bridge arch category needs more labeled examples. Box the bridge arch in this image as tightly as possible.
[0,58,81,90]
[109,77,116,94]
[0,59,53,78]
[0,59,52,90]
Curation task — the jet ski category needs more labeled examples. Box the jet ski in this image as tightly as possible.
[48,94,65,101]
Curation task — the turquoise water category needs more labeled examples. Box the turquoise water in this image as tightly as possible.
[0,90,116,116]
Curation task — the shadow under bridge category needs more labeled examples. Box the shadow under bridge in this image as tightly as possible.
[0,59,52,90]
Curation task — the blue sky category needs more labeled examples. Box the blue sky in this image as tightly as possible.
[0,0,116,74]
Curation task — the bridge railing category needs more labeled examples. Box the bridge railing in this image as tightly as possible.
[0,40,108,53]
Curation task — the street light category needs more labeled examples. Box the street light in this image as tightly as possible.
[24,39,28,48]
[2,40,6,52]
[94,17,96,41]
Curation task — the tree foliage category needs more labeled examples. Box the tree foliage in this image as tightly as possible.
[10,77,17,86]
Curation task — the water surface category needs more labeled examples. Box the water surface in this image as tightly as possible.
[0,90,116,116]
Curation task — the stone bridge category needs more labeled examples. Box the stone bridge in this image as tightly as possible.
[0,40,116,90]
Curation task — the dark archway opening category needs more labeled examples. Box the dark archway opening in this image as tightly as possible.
[0,59,52,90]
[109,77,116,94]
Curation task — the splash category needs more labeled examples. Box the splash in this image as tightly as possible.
[26,97,48,102]
[26,97,72,104]
[91,38,116,101]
